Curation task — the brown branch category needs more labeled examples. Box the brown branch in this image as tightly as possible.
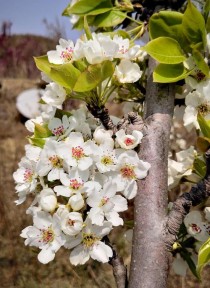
[109,245,128,288]
[165,149,210,250]
[87,104,116,131]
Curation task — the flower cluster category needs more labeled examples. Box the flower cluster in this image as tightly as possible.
[47,34,145,84]
[14,107,150,265]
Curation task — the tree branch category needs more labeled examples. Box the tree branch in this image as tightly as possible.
[87,104,116,131]
[129,57,175,288]
[165,149,210,250]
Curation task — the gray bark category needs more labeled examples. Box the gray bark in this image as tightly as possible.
[129,58,175,288]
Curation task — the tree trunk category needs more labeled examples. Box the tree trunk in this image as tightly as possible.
[129,58,175,288]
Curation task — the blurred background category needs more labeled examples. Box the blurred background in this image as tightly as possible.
[0,1,210,287]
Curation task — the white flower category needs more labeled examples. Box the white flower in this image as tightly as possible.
[87,181,127,226]
[115,129,143,149]
[115,59,142,83]
[36,139,65,181]
[48,115,72,139]
[57,132,94,171]
[39,188,57,212]
[204,207,210,222]
[172,255,188,277]
[113,35,129,58]
[56,207,83,236]
[65,218,113,265]
[183,82,210,131]
[93,127,114,148]
[21,211,65,264]
[42,82,66,108]
[47,38,74,64]
[94,144,117,173]
[184,211,209,242]
[13,157,38,204]
[110,150,151,199]
[69,107,92,137]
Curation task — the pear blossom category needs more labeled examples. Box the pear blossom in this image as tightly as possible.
[110,150,151,199]
[56,207,84,236]
[41,82,66,108]
[48,115,72,140]
[115,59,142,83]
[13,157,39,204]
[93,127,114,148]
[36,139,66,181]
[65,218,113,265]
[113,35,130,58]
[68,107,92,137]
[21,211,65,264]
[47,38,74,64]
[57,132,95,171]
[39,188,57,212]
[87,181,127,226]
[183,84,210,131]
[115,129,143,150]
[93,144,117,173]
[172,255,189,277]
[184,211,209,242]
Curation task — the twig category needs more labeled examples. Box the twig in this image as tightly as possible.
[87,104,116,131]
[165,149,210,250]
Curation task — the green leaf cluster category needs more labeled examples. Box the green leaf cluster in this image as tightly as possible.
[63,0,129,29]
[197,238,210,278]
[145,0,209,83]
[28,123,52,148]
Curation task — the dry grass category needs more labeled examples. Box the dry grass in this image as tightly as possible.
[0,78,210,287]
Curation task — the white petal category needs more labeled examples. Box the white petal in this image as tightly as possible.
[70,244,90,265]
[38,248,55,264]
[90,241,113,263]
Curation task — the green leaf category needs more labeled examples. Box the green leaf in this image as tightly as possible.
[153,63,192,83]
[192,49,210,77]
[73,61,114,92]
[28,137,46,148]
[204,0,210,23]
[64,0,112,16]
[87,7,113,16]
[197,136,210,153]
[180,249,199,279]
[50,63,81,89]
[182,0,206,50]
[197,113,210,138]
[193,157,206,178]
[34,56,81,89]
[84,16,93,40]
[149,11,183,40]
[93,10,127,27]
[197,238,210,278]
[206,17,210,33]
[34,123,52,138]
[54,108,72,119]
[142,37,186,64]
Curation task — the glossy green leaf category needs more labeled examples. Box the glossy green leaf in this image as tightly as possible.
[63,0,112,16]
[197,136,210,153]
[180,249,199,279]
[149,11,183,40]
[73,61,114,92]
[142,37,186,64]
[197,238,210,278]
[197,113,210,138]
[204,0,210,22]
[153,63,192,83]
[94,10,127,27]
[193,157,206,178]
[182,0,206,50]
[28,137,45,148]
[54,108,72,119]
[34,123,52,138]
[87,7,113,16]
[34,56,81,89]
[84,16,92,40]
[192,49,209,77]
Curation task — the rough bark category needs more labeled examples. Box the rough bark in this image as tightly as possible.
[165,149,210,249]
[129,57,175,288]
